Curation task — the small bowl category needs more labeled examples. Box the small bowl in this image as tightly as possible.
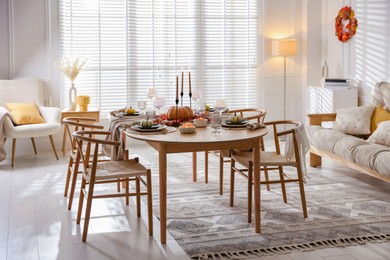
[179,126,196,134]
[194,118,208,128]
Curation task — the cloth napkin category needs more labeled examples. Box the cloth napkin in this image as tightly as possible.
[246,122,266,131]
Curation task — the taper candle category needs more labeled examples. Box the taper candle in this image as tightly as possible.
[188,66,192,93]
[176,72,178,100]
[181,68,184,94]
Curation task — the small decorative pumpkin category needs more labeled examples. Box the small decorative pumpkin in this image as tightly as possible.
[126,106,136,114]
[167,106,194,120]
[228,113,243,124]
[141,119,153,128]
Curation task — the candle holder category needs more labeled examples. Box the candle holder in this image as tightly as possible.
[171,98,180,127]
[189,92,192,108]
[180,92,183,107]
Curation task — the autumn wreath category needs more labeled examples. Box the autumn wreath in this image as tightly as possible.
[335,6,358,42]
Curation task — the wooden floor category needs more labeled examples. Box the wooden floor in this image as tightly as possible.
[0,139,389,260]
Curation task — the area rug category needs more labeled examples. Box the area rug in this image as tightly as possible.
[139,152,390,259]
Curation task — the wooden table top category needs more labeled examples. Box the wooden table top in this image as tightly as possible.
[125,126,268,144]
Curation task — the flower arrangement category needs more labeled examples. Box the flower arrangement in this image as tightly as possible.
[335,6,358,43]
[54,56,87,83]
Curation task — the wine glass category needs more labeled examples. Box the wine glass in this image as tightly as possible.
[214,99,227,116]
[137,101,146,115]
[153,96,166,114]
[146,88,157,110]
[192,89,202,102]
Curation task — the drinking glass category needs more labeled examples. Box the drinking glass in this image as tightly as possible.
[214,99,227,116]
[153,96,166,114]
[192,89,202,101]
[138,101,146,115]
[211,113,222,133]
[146,88,157,110]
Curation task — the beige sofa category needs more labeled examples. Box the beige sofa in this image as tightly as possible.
[306,82,390,182]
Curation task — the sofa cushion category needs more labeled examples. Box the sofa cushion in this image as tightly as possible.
[353,143,390,169]
[333,136,369,162]
[371,105,390,132]
[383,87,390,111]
[306,125,348,152]
[333,106,375,135]
[373,151,390,177]
[367,120,390,146]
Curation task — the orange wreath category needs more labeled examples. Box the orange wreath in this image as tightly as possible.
[335,6,358,42]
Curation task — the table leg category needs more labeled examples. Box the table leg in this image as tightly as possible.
[62,126,67,156]
[192,152,197,182]
[159,145,167,244]
[253,137,261,233]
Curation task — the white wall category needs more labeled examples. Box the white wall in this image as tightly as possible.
[320,0,390,105]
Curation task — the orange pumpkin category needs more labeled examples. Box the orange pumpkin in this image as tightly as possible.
[167,106,194,120]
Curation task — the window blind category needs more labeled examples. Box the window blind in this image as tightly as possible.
[59,0,257,117]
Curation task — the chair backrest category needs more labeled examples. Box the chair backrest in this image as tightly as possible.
[0,78,44,107]
[73,130,121,177]
[63,117,103,151]
[228,108,267,123]
[371,81,390,107]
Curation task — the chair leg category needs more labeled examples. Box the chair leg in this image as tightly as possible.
[248,162,253,224]
[278,166,287,203]
[146,170,153,236]
[136,177,141,217]
[77,178,86,224]
[125,178,130,206]
[49,135,59,160]
[11,139,16,167]
[68,153,81,210]
[219,152,224,195]
[64,154,74,197]
[82,180,95,242]
[31,138,37,154]
[205,151,208,183]
[297,166,308,218]
[230,158,235,207]
[263,166,270,191]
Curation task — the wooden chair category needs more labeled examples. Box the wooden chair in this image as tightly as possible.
[73,130,153,242]
[204,108,267,195]
[230,120,308,223]
[63,117,104,210]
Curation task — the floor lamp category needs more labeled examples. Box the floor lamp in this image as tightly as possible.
[272,39,297,121]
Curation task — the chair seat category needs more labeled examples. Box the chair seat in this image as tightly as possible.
[232,151,297,167]
[88,160,148,181]
[4,117,60,138]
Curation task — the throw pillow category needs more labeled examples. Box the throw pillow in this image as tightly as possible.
[5,103,45,125]
[367,121,390,146]
[371,105,390,132]
[333,106,375,135]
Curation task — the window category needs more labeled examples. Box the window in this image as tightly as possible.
[59,0,258,117]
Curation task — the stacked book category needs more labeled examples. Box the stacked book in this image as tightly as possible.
[321,78,350,88]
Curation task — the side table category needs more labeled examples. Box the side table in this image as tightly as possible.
[61,110,100,156]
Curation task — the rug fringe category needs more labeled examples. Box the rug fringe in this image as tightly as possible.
[193,234,390,259]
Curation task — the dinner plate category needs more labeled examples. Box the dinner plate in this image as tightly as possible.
[224,120,248,125]
[222,121,248,128]
[130,124,167,132]
[120,112,141,116]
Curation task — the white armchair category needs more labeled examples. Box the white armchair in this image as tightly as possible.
[0,78,61,167]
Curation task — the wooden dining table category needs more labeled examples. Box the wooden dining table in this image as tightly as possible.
[124,126,268,244]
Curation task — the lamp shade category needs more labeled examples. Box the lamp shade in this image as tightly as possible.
[272,39,297,57]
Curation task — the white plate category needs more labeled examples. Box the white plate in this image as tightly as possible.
[130,125,167,132]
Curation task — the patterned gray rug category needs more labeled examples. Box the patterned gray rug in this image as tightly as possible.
[139,152,390,259]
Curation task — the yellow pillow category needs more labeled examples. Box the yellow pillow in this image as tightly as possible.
[5,103,45,125]
[371,105,390,133]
